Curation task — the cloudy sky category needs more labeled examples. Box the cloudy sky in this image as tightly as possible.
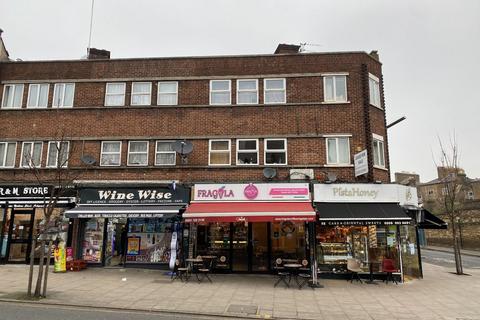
[1,0,478,182]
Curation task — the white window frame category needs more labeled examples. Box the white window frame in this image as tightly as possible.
[46,141,70,168]
[1,84,24,109]
[127,141,149,166]
[27,83,49,108]
[0,142,17,168]
[130,82,152,106]
[155,140,176,166]
[372,134,386,168]
[369,73,381,108]
[264,138,288,165]
[157,81,178,106]
[325,136,351,166]
[100,141,122,167]
[104,83,126,107]
[322,74,348,103]
[264,78,286,104]
[208,139,231,166]
[236,79,258,105]
[20,141,43,168]
[209,80,231,105]
[236,139,259,166]
[52,83,75,108]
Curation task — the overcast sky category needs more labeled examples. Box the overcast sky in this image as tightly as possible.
[1,0,479,182]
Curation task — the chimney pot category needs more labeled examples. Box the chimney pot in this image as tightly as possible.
[87,48,110,60]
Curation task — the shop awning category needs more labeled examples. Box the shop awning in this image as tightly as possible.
[418,209,448,229]
[316,202,412,225]
[183,202,316,223]
[65,205,183,219]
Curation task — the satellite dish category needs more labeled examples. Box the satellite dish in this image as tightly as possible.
[172,140,193,155]
[263,168,277,179]
[327,172,337,182]
[80,155,96,166]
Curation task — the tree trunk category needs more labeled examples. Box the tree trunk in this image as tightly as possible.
[34,240,45,297]
[451,221,464,275]
[27,239,36,297]
[42,241,53,297]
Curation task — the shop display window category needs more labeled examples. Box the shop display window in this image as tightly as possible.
[196,223,231,268]
[271,221,306,265]
[82,219,104,263]
[400,225,421,279]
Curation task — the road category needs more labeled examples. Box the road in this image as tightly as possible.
[422,248,480,269]
[0,301,239,320]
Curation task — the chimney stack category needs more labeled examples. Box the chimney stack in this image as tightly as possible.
[274,44,301,54]
[0,28,10,61]
[87,48,110,60]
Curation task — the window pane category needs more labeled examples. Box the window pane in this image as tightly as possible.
[327,138,337,163]
[3,86,13,107]
[335,76,346,101]
[132,83,150,93]
[211,92,230,104]
[64,84,74,106]
[211,141,229,151]
[158,82,177,93]
[28,85,38,107]
[53,84,63,106]
[266,140,285,150]
[158,93,177,105]
[211,81,229,91]
[238,140,257,150]
[130,142,148,152]
[238,91,257,104]
[265,91,285,103]
[103,142,120,153]
[238,152,258,165]
[266,152,286,164]
[47,143,57,167]
[325,77,334,101]
[265,79,284,90]
[156,153,175,165]
[378,141,385,166]
[373,141,380,166]
[39,84,49,107]
[132,94,150,105]
[238,80,256,90]
[338,138,349,164]
[210,152,229,165]
[156,142,173,152]
[22,143,31,166]
[129,154,147,165]
[32,143,42,166]
[107,83,125,94]
[101,154,120,166]
[13,85,23,108]
[58,142,69,166]
[0,144,5,166]
[5,143,15,166]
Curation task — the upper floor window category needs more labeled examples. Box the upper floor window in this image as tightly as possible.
[27,84,49,108]
[236,79,258,105]
[2,84,24,109]
[372,134,385,168]
[127,141,149,166]
[237,139,259,165]
[466,190,474,200]
[265,138,287,165]
[46,141,70,168]
[131,82,152,106]
[155,141,176,165]
[369,74,381,108]
[326,137,350,165]
[157,82,178,105]
[323,75,347,103]
[209,139,231,165]
[53,83,75,108]
[264,78,286,104]
[21,141,43,168]
[210,80,231,105]
[0,142,16,168]
[105,83,126,106]
[100,141,122,166]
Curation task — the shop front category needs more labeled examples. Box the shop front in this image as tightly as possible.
[183,183,316,273]
[65,185,189,268]
[313,183,422,281]
[0,185,75,264]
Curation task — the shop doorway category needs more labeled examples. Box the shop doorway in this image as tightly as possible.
[6,210,35,263]
[105,218,128,267]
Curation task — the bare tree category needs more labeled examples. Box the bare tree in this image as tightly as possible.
[434,135,470,275]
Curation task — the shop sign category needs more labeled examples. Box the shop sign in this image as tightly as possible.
[79,186,189,205]
[354,150,368,177]
[75,213,166,219]
[193,183,310,202]
[314,183,418,206]
[0,186,53,198]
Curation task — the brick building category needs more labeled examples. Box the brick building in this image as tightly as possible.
[0,35,423,281]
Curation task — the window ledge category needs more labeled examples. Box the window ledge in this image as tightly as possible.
[321,101,350,105]
[369,103,383,110]
[373,165,388,171]
[324,164,354,168]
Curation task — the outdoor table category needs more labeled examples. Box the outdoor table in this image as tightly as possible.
[365,261,381,285]
[284,263,302,287]
[185,258,203,281]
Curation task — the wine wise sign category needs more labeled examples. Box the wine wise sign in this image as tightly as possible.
[79,187,189,205]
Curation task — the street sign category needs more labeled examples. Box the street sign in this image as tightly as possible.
[354,149,368,177]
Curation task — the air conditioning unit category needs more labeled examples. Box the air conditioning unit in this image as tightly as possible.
[289,169,314,180]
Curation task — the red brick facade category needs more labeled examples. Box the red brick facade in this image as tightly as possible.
[0,50,390,184]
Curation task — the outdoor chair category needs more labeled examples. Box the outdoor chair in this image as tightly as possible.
[347,258,363,283]
[273,258,290,288]
[171,259,188,282]
[297,259,312,289]
[382,259,399,285]
[197,257,213,283]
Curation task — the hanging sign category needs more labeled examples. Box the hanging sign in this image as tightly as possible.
[354,150,368,177]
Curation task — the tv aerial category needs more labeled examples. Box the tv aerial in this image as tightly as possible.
[80,154,96,166]
[263,167,277,180]
[172,140,194,164]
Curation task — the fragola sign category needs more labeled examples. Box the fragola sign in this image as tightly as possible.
[196,186,235,200]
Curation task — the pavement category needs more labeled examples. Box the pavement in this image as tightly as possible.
[0,263,480,320]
